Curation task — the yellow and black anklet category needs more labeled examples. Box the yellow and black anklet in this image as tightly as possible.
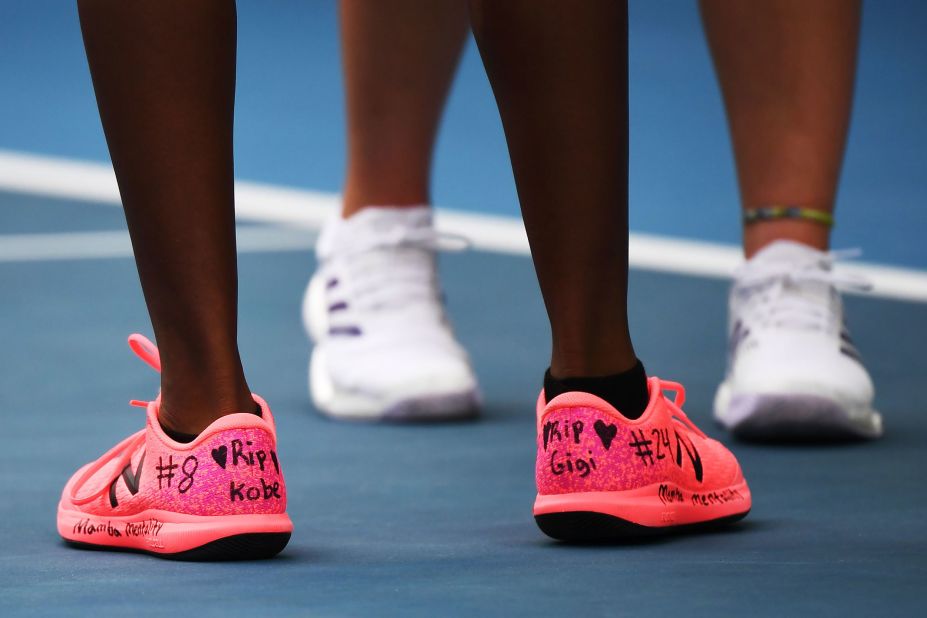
[743,205,834,228]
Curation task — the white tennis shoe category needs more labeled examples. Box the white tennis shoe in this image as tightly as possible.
[302,206,481,421]
[714,240,882,440]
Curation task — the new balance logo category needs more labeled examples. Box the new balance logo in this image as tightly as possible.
[108,451,146,508]
[728,319,750,360]
[674,431,703,483]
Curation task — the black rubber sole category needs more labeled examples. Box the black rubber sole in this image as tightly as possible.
[535,510,750,543]
[64,531,291,562]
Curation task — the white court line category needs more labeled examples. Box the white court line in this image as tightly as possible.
[0,227,317,262]
[1,148,926,303]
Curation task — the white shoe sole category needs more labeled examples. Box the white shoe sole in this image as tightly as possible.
[303,272,330,343]
[304,277,481,422]
[309,346,481,422]
[714,381,883,441]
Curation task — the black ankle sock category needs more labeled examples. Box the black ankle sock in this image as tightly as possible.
[160,403,262,444]
[544,360,649,419]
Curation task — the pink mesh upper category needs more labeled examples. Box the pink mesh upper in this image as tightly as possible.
[63,397,287,518]
[536,378,743,495]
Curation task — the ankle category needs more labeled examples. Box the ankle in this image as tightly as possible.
[159,378,255,436]
[550,340,637,378]
[743,220,830,258]
[342,178,430,219]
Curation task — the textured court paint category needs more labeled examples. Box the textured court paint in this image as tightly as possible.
[1,243,925,616]
[0,2,926,268]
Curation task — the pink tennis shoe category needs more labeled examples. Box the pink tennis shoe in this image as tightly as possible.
[57,335,293,560]
[534,377,751,540]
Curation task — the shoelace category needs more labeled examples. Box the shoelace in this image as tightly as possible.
[331,225,470,314]
[658,379,707,440]
[733,249,871,332]
[330,224,470,258]
[68,334,161,506]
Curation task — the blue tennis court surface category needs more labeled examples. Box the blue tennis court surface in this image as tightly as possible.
[1,0,926,615]
[1,192,925,616]
[1,1,927,266]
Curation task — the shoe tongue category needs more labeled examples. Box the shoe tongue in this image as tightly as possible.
[743,240,837,327]
[749,240,825,267]
[318,206,433,257]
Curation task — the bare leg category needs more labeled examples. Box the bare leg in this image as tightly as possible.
[340,0,469,217]
[468,0,635,380]
[78,0,253,435]
[700,0,861,257]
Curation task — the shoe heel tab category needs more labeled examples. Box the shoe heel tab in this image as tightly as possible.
[538,391,626,428]
[202,400,277,439]
[147,397,277,450]
[538,381,663,428]
[252,394,276,431]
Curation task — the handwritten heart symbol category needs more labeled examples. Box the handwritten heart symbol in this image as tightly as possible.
[594,420,618,450]
[211,445,228,469]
